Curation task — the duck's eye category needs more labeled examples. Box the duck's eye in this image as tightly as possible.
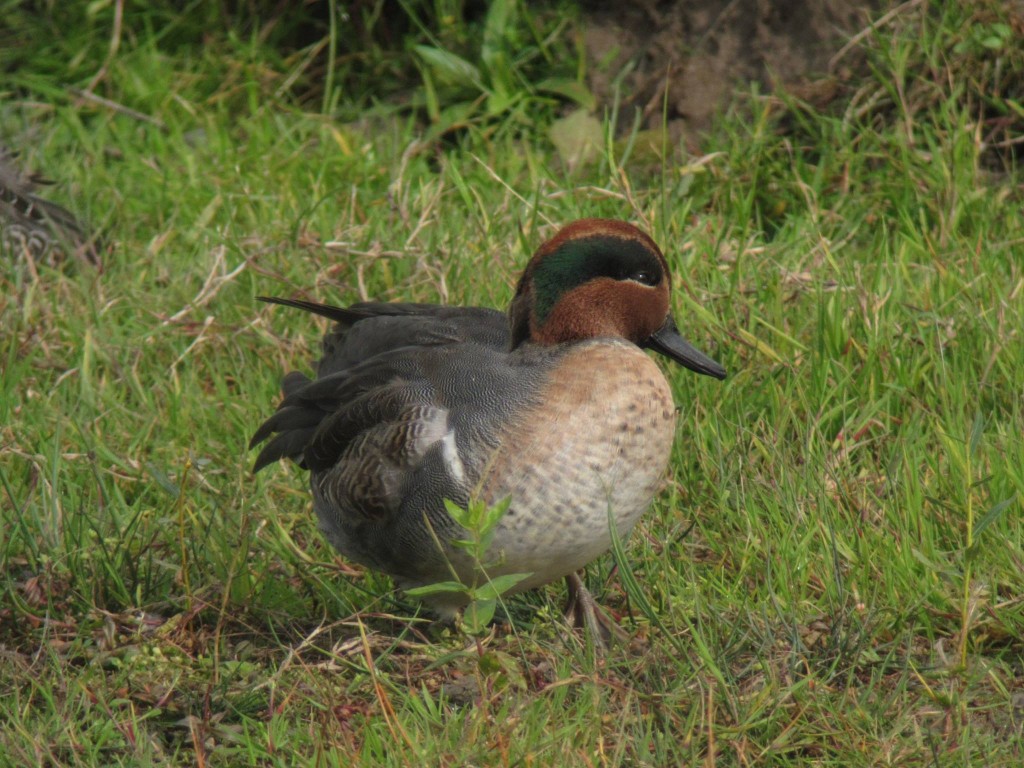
[629,269,658,286]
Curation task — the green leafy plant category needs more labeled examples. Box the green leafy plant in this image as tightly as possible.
[408,0,592,138]
[406,497,531,635]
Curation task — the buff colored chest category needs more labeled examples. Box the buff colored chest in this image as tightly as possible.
[476,339,677,591]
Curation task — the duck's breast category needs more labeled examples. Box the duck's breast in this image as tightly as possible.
[480,339,677,588]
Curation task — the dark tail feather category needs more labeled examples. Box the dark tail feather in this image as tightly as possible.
[257,296,365,324]
[249,404,325,450]
[252,428,316,472]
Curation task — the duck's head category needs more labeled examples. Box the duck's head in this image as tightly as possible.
[509,218,726,379]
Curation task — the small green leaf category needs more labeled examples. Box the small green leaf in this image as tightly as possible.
[414,45,481,90]
[1006,99,1024,119]
[405,580,467,597]
[483,48,514,98]
[419,65,440,123]
[485,83,515,117]
[463,598,496,633]
[972,496,1017,540]
[443,497,473,529]
[480,496,512,533]
[969,412,985,456]
[86,0,113,17]
[473,572,531,601]
[483,0,516,57]
[536,78,596,111]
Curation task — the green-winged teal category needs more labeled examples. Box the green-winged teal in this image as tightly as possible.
[251,218,725,642]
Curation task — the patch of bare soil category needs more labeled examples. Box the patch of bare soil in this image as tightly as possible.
[582,0,878,134]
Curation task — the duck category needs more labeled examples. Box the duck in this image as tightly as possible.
[0,146,100,266]
[250,218,726,644]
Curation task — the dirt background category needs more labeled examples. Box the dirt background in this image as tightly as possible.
[581,0,878,133]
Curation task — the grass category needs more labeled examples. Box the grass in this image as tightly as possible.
[2,1,1023,765]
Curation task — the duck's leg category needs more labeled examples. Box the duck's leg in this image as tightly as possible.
[563,572,629,647]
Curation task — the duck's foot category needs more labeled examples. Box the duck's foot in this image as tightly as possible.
[563,572,629,649]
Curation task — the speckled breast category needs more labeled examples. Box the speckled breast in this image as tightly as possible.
[479,339,678,590]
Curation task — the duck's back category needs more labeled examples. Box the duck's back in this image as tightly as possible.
[252,300,511,471]
[315,302,510,375]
